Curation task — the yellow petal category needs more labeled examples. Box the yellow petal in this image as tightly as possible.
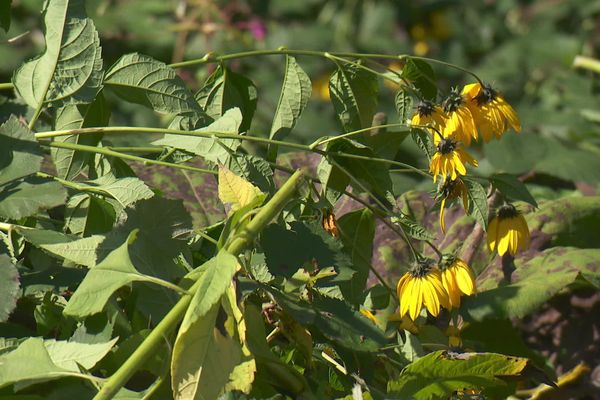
[409,278,423,321]
[399,278,413,318]
[440,197,447,233]
[487,217,499,252]
[455,263,476,295]
[496,219,511,256]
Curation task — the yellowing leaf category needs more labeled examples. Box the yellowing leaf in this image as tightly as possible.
[218,166,265,213]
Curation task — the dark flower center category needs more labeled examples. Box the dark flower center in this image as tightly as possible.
[497,203,519,219]
[416,100,436,117]
[475,84,498,106]
[440,178,460,198]
[442,89,464,113]
[439,254,456,271]
[410,258,436,278]
[438,138,457,155]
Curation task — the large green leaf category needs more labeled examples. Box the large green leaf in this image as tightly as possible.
[0,255,19,323]
[64,193,117,236]
[43,337,118,370]
[401,58,436,100]
[153,108,242,164]
[104,53,200,115]
[196,64,258,132]
[329,64,379,132]
[77,175,154,208]
[267,55,311,159]
[0,116,43,186]
[52,93,110,180]
[0,177,67,219]
[462,247,600,320]
[490,173,537,208]
[18,228,103,267]
[12,0,102,109]
[387,351,528,399]
[63,230,180,318]
[463,177,489,231]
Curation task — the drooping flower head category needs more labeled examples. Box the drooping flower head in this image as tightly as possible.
[439,255,476,309]
[487,203,530,256]
[429,138,478,183]
[441,88,478,145]
[411,100,446,134]
[462,83,521,142]
[437,177,469,233]
[397,259,450,321]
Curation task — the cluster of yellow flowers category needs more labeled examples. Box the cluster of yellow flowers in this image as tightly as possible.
[396,256,475,321]
[395,83,533,322]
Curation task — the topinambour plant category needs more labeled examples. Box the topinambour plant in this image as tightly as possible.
[0,1,599,400]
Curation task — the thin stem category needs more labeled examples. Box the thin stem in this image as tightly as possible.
[410,55,484,85]
[39,141,218,175]
[310,123,410,148]
[0,82,14,91]
[92,171,304,400]
[109,146,163,153]
[330,151,430,178]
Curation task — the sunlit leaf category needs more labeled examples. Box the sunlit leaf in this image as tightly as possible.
[218,165,266,213]
[463,177,489,230]
[0,115,43,186]
[0,177,67,219]
[0,255,19,323]
[395,90,413,123]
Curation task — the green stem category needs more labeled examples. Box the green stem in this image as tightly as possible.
[410,56,484,85]
[40,141,218,175]
[0,82,14,90]
[309,123,409,148]
[109,146,163,153]
[92,170,304,400]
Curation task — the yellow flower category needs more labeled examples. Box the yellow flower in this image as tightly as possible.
[312,73,330,101]
[462,82,521,142]
[487,204,530,256]
[437,177,469,233]
[359,308,378,324]
[429,138,478,183]
[440,256,476,309]
[441,89,478,146]
[411,100,446,133]
[397,259,450,320]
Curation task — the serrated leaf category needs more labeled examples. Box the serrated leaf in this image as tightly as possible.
[0,338,72,389]
[395,90,413,123]
[401,58,436,100]
[52,93,109,180]
[0,115,43,186]
[0,177,67,219]
[44,337,118,370]
[154,107,242,164]
[104,53,200,115]
[464,178,489,231]
[391,213,434,241]
[64,230,176,318]
[12,0,103,109]
[196,64,258,132]
[81,175,154,208]
[218,165,266,213]
[387,351,528,399]
[225,154,275,194]
[267,56,311,160]
[0,255,19,323]
[410,128,435,160]
[329,64,379,132]
[317,155,350,205]
[19,228,103,267]
[491,173,538,208]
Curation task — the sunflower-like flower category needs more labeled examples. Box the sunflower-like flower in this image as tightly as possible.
[441,88,478,146]
[440,255,476,309]
[462,82,521,142]
[429,138,478,183]
[487,204,530,256]
[437,177,469,233]
[397,259,450,320]
[411,100,446,133]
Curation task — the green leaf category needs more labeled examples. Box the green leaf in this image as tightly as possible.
[12,0,102,109]
[80,175,154,208]
[394,90,413,123]
[43,337,118,370]
[484,132,546,174]
[410,128,436,160]
[401,58,436,100]
[63,230,178,318]
[181,251,239,331]
[104,53,200,115]
[64,194,117,236]
[0,116,43,186]
[225,154,275,194]
[18,228,103,267]
[387,351,528,399]
[0,177,67,219]
[329,64,379,132]
[491,173,538,208]
[0,338,72,389]
[52,93,110,180]
[0,0,11,32]
[337,208,375,299]
[154,107,243,164]
[391,212,434,241]
[0,255,19,323]
[317,154,350,205]
[196,64,258,132]
[463,177,489,230]
[268,55,311,158]
[462,247,600,320]
[218,165,266,213]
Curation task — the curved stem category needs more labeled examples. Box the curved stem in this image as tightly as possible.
[309,123,410,148]
[0,82,14,91]
[410,55,484,85]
